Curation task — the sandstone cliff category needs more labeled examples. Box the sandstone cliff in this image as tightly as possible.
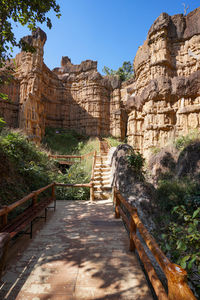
[0,28,127,142]
[1,8,200,157]
[125,7,200,158]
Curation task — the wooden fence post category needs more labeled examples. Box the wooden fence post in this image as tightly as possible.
[166,263,196,300]
[129,218,136,252]
[90,182,94,202]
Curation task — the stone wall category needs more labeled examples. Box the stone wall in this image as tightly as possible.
[125,7,200,158]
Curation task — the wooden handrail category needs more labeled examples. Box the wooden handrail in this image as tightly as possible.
[0,181,93,228]
[90,151,97,201]
[49,155,82,159]
[55,183,91,188]
[114,188,197,300]
[49,151,95,161]
[0,183,55,227]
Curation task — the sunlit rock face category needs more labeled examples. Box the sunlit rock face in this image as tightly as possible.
[0,29,127,142]
[125,7,200,158]
[1,8,200,154]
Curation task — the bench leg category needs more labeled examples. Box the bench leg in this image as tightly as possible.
[45,208,47,221]
[30,221,33,239]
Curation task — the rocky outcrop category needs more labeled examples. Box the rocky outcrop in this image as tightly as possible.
[0,29,126,142]
[109,144,155,229]
[125,7,200,158]
[1,8,200,155]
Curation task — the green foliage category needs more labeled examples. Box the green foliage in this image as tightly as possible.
[150,146,161,155]
[160,205,200,296]
[105,136,123,148]
[102,61,134,82]
[42,127,85,155]
[56,160,91,200]
[175,130,200,150]
[126,150,145,180]
[0,129,58,205]
[156,178,200,212]
[0,92,9,101]
[77,138,99,155]
[0,117,6,131]
[0,128,96,205]
[0,0,61,65]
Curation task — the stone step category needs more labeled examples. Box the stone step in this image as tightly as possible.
[93,180,111,185]
[94,172,111,177]
[94,165,110,170]
[95,163,110,168]
[94,169,111,172]
[94,185,112,190]
[94,192,111,200]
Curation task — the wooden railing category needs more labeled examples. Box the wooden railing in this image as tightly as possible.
[0,181,93,279]
[0,182,94,229]
[113,188,196,300]
[90,151,97,202]
[49,151,95,165]
[0,183,55,228]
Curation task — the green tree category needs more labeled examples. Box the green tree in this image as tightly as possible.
[0,0,61,66]
[102,61,134,82]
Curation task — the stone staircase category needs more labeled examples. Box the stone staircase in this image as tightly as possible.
[93,143,112,200]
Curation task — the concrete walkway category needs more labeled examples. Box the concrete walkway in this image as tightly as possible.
[0,200,153,300]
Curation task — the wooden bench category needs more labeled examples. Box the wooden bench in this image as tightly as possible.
[0,183,56,239]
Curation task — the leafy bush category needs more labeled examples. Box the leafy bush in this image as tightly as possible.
[0,130,58,205]
[160,205,200,297]
[77,137,99,155]
[127,151,145,173]
[105,136,123,148]
[175,130,200,150]
[0,117,6,132]
[42,127,85,155]
[156,178,200,212]
[56,160,91,200]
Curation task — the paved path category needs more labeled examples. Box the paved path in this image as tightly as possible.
[0,200,153,300]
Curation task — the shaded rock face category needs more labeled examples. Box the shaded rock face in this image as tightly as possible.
[109,144,155,229]
[0,29,126,142]
[124,7,200,158]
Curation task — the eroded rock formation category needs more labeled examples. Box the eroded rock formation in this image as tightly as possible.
[1,7,200,157]
[0,28,126,142]
[125,7,200,158]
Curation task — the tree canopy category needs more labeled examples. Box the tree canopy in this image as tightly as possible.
[102,61,134,82]
[0,0,61,66]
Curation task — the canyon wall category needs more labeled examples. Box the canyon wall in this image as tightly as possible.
[1,7,200,157]
[0,29,126,142]
[125,7,200,158]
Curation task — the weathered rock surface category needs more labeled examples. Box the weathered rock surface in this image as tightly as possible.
[109,144,155,229]
[1,8,200,156]
[124,7,200,158]
[0,29,126,142]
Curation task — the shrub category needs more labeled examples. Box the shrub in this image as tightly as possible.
[0,117,6,132]
[175,130,200,150]
[160,205,200,297]
[126,151,145,173]
[105,136,123,148]
[42,127,85,155]
[156,178,200,212]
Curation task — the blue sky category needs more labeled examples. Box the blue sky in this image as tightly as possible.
[11,1,200,74]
